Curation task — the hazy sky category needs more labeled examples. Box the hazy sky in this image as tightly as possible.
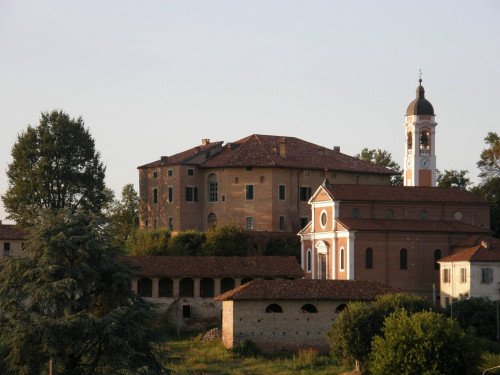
[1,1,499,223]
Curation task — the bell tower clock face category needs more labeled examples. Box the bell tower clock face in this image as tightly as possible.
[406,157,413,169]
[420,157,430,169]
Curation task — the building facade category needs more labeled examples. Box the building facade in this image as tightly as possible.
[298,184,491,300]
[121,256,304,332]
[215,279,393,352]
[0,221,27,258]
[138,135,397,237]
[438,235,500,307]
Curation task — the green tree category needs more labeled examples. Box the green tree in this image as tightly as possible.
[327,293,436,373]
[478,132,500,181]
[264,237,301,260]
[2,110,108,228]
[370,310,482,375]
[437,169,471,189]
[0,209,165,374]
[109,184,141,248]
[202,223,249,256]
[125,228,171,256]
[446,297,498,342]
[167,230,206,255]
[355,148,403,186]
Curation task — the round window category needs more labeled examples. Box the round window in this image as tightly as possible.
[454,211,463,221]
[321,212,328,227]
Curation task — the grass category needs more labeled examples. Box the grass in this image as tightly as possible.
[159,331,351,375]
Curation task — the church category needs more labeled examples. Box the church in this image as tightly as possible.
[299,79,492,301]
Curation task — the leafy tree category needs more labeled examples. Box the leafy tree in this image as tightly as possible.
[201,223,249,256]
[2,110,108,228]
[355,148,403,186]
[265,237,301,260]
[437,169,471,189]
[0,209,165,374]
[478,132,500,181]
[327,293,436,373]
[446,297,498,342]
[370,310,482,375]
[109,184,140,248]
[167,230,206,255]
[125,228,171,256]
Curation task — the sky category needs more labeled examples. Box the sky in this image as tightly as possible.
[1,0,499,223]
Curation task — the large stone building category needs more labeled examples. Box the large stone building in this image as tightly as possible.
[138,134,397,240]
[215,279,393,352]
[438,235,500,306]
[121,255,304,332]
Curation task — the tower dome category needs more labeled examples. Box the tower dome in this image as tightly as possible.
[406,79,435,116]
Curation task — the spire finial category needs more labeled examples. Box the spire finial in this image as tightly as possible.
[419,68,423,85]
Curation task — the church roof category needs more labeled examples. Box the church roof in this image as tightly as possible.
[406,79,435,116]
[321,184,487,204]
[120,256,304,278]
[215,279,394,301]
[336,218,490,234]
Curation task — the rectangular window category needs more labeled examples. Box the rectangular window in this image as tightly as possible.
[300,217,309,228]
[145,220,149,228]
[460,267,467,283]
[168,169,173,177]
[168,217,174,231]
[279,185,286,200]
[182,305,191,319]
[221,194,226,202]
[443,268,450,283]
[185,186,198,202]
[303,170,310,177]
[153,188,158,204]
[246,185,254,200]
[153,171,158,179]
[187,168,194,176]
[235,177,239,184]
[260,176,265,183]
[153,219,158,229]
[246,167,253,172]
[300,187,312,201]
[279,216,285,230]
[246,217,254,230]
[3,242,10,257]
[168,186,173,202]
[481,268,493,284]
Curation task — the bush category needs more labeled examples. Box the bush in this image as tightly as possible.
[370,309,482,375]
[230,340,261,358]
[168,230,206,255]
[265,238,300,260]
[125,228,171,255]
[202,223,250,256]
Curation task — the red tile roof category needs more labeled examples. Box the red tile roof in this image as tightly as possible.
[143,134,397,175]
[138,141,223,168]
[215,279,394,301]
[120,256,304,278]
[336,218,489,233]
[439,236,500,262]
[321,184,487,204]
[0,224,28,240]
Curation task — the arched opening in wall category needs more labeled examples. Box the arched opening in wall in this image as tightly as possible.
[200,277,214,298]
[220,277,235,294]
[365,248,373,269]
[265,304,283,313]
[301,304,318,313]
[137,277,153,297]
[420,130,430,155]
[207,213,217,228]
[158,277,173,297]
[207,174,218,202]
[315,241,328,279]
[179,277,194,297]
[407,132,413,149]
[335,304,347,313]
[434,249,441,271]
[241,277,253,285]
[400,249,408,270]
[306,249,312,272]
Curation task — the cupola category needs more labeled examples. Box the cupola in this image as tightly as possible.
[406,79,435,116]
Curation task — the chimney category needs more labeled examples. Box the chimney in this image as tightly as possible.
[318,148,325,156]
[202,139,210,145]
[160,156,168,163]
[279,138,287,158]
[333,146,340,154]
[482,240,491,250]
[272,145,279,155]
[194,146,200,153]
[226,143,233,150]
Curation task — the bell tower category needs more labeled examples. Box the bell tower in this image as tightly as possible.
[403,76,437,187]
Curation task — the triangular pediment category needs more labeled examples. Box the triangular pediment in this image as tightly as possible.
[309,185,334,204]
